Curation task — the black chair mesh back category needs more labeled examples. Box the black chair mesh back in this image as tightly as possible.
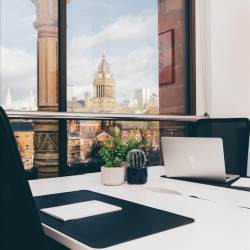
[193,118,250,176]
[0,107,49,250]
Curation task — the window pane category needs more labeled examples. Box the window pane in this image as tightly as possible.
[10,119,36,179]
[67,119,162,175]
[1,0,60,179]
[66,0,191,118]
[66,0,191,174]
[10,118,61,180]
[67,0,159,115]
[1,0,37,110]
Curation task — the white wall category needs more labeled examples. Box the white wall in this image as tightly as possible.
[196,0,250,118]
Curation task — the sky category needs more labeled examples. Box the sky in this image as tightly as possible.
[0,0,159,107]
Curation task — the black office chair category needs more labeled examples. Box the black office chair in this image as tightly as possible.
[0,106,50,249]
[193,118,250,177]
[0,107,71,250]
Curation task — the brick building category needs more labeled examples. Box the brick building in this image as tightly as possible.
[158,0,187,137]
[68,120,101,133]
[117,121,160,150]
[67,130,114,163]
[11,122,34,169]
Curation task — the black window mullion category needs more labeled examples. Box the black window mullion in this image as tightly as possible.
[58,0,67,177]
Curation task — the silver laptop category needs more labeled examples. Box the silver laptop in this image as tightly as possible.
[161,137,239,183]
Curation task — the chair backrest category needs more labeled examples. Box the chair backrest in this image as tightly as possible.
[0,107,49,250]
[193,118,250,176]
[247,134,250,177]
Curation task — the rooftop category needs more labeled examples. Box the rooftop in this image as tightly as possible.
[11,122,33,131]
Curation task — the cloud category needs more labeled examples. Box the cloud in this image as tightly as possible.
[70,0,121,13]
[0,7,159,107]
[67,8,159,102]
[67,44,159,102]
[0,45,37,106]
[69,8,157,56]
[23,14,36,27]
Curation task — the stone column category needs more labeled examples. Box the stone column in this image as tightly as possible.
[31,0,71,178]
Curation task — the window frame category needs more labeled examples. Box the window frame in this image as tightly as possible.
[5,0,197,178]
[26,156,30,163]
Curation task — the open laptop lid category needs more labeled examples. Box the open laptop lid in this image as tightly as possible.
[161,137,227,183]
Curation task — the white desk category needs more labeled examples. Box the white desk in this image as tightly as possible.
[29,166,250,250]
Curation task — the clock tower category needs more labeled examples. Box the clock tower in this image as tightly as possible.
[92,53,117,112]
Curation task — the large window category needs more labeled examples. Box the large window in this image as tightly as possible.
[1,0,196,179]
[1,0,37,110]
[66,0,159,115]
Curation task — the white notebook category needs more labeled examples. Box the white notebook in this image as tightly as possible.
[231,178,250,191]
[41,200,122,221]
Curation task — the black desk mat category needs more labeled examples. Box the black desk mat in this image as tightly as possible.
[161,176,250,192]
[34,190,194,249]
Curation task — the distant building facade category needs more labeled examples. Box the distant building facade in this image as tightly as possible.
[67,85,76,101]
[67,98,85,112]
[68,120,101,132]
[149,94,159,108]
[11,122,34,169]
[84,92,91,110]
[21,90,37,110]
[135,88,150,107]
[92,53,117,112]
[117,121,160,150]
[67,129,114,163]
[4,88,13,110]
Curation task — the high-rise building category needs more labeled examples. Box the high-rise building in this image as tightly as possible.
[84,92,91,108]
[135,88,150,107]
[4,88,13,110]
[29,90,35,108]
[92,53,117,112]
[67,85,76,101]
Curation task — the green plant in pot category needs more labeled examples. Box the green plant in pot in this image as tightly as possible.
[126,149,148,184]
[98,130,126,186]
[123,129,145,181]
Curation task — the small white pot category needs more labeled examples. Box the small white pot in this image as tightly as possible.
[101,166,125,186]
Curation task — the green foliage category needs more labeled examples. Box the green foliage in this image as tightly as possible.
[106,161,113,168]
[126,149,146,168]
[98,128,145,167]
[98,128,126,168]
[124,129,145,156]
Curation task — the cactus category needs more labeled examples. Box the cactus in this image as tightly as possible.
[126,149,146,168]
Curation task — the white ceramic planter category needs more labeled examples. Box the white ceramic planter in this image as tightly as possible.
[101,166,125,186]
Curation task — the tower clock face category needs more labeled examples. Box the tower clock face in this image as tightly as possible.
[99,73,102,77]
[107,73,110,78]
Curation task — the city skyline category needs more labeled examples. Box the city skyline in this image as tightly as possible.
[66,52,159,114]
[1,0,159,108]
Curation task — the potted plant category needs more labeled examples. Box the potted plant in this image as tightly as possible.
[98,130,126,186]
[126,149,148,185]
[123,129,145,180]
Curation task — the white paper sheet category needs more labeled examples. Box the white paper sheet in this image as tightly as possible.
[231,178,250,191]
[41,200,122,221]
